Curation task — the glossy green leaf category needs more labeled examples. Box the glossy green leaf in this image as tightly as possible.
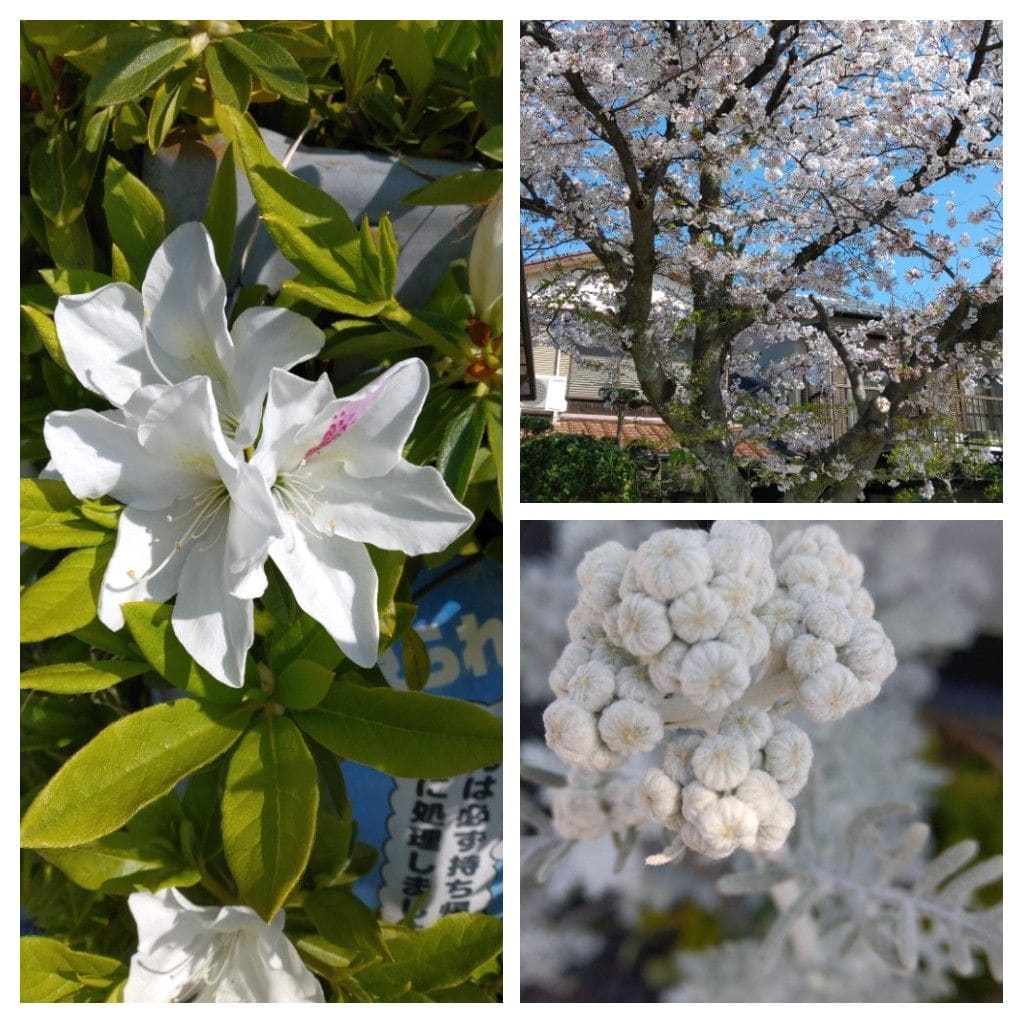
[438,399,487,502]
[20,699,251,849]
[205,43,251,110]
[203,142,237,280]
[21,306,66,369]
[484,398,502,509]
[306,887,389,959]
[20,660,148,694]
[222,714,318,920]
[222,32,307,103]
[122,601,244,704]
[29,133,75,224]
[403,169,501,206]
[102,157,166,286]
[146,67,190,153]
[402,629,431,692]
[38,268,113,297]
[279,276,393,318]
[222,107,364,292]
[358,914,502,997]
[276,658,334,710]
[41,833,200,896]
[86,36,195,107]
[470,75,501,127]
[269,611,345,674]
[476,124,502,162]
[20,543,112,642]
[20,936,125,1003]
[390,21,434,97]
[332,21,389,103]
[293,679,501,777]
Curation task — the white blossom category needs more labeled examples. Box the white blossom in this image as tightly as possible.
[567,661,617,713]
[617,593,673,659]
[678,641,751,712]
[797,662,870,722]
[669,586,731,644]
[631,529,712,600]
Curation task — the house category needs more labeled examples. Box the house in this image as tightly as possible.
[521,253,1002,457]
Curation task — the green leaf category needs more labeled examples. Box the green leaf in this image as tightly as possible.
[222,31,307,103]
[276,658,334,710]
[403,169,502,206]
[358,914,502,997]
[438,399,487,502]
[40,830,200,896]
[21,306,66,369]
[476,124,502,162]
[222,106,364,292]
[122,601,244,704]
[279,276,393,318]
[205,43,251,110]
[29,133,75,224]
[102,157,166,286]
[332,21,389,103]
[293,680,501,778]
[390,21,434,97]
[222,714,318,920]
[484,397,502,509]
[146,66,190,153]
[20,660,148,694]
[38,267,113,297]
[20,699,251,849]
[203,142,237,280]
[21,936,125,1003]
[269,611,345,675]
[402,629,431,692]
[20,543,112,642]
[306,887,389,960]
[21,479,111,549]
[470,75,501,127]
[86,36,195,107]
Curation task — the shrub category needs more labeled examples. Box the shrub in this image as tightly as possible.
[520,433,637,502]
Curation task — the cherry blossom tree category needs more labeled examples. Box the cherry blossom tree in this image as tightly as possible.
[521,20,1002,501]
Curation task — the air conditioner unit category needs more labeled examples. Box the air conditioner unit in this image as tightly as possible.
[525,374,568,413]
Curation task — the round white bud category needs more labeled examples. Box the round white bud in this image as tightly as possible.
[678,641,751,712]
[692,733,752,791]
[764,723,813,789]
[786,633,838,680]
[709,572,759,616]
[680,780,718,822]
[734,768,781,818]
[566,661,617,713]
[640,767,682,826]
[717,615,771,666]
[632,529,713,600]
[598,699,664,756]
[576,540,630,588]
[647,640,689,694]
[778,555,830,589]
[699,795,759,853]
[797,662,870,721]
[755,795,797,852]
[803,595,854,646]
[662,733,702,785]
[669,586,731,644]
[759,596,805,647]
[566,604,605,643]
[616,664,658,703]
[543,699,599,766]
[617,593,673,659]
[548,641,592,697]
[842,621,897,686]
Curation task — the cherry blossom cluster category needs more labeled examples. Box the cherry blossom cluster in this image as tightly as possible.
[541,522,896,861]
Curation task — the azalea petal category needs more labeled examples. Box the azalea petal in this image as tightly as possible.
[142,223,234,395]
[225,462,282,581]
[55,283,157,405]
[228,307,324,448]
[43,409,201,510]
[137,376,238,487]
[252,369,335,481]
[270,522,378,667]
[294,358,428,478]
[98,504,193,630]
[308,460,474,555]
[172,524,253,687]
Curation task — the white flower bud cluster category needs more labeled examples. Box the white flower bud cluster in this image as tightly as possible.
[768,525,898,723]
[639,709,807,858]
[540,523,897,864]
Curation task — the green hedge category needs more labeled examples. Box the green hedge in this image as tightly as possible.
[520,433,637,502]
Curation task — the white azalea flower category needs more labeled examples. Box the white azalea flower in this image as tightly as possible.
[124,888,323,1003]
[54,222,323,447]
[44,376,281,687]
[251,359,474,667]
